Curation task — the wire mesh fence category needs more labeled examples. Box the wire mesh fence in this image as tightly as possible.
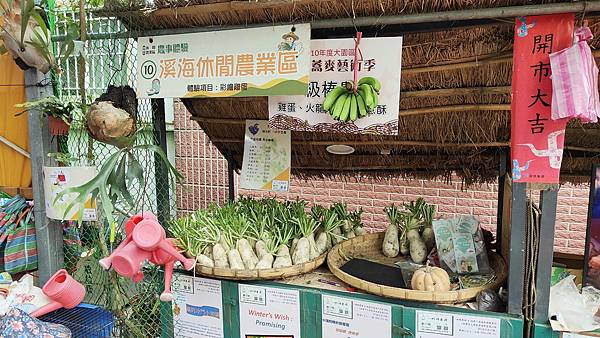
[51,6,173,337]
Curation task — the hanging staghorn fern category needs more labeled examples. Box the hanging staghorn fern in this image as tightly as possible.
[54,86,184,225]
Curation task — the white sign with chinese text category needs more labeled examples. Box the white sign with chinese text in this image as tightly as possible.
[43,166,97,221]
[322,295,392,338]
[136,24,311,99]
[239,285,301,337]
[416,311,501,338]
[240,120,291,192]
[172,274,224,338]
[268,37,402,135]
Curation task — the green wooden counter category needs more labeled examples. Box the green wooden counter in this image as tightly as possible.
[160,269,524,338]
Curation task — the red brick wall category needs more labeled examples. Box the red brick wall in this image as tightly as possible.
[174,102,591,255]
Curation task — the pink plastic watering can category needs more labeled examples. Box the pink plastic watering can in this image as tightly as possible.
[99,212,195,302]
[30,269,86,318]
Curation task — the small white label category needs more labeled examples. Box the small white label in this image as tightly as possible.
[418,311,453,336]
[83,208,97,221]
[172,275,194,294]
[416,311,500,338]
[239,285,267,306]
[271,180,289,192]
[322,296,353,319]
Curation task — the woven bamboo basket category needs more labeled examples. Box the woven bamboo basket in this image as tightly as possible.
[191,252,327,280]
[327,232,507,304]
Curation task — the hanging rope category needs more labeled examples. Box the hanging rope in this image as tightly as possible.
[352,31,363,94]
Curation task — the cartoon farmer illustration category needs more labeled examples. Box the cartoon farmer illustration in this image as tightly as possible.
[278,27,303,53]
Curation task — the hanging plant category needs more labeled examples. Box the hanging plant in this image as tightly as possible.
[15,95,81,136]
[54,85,184,225]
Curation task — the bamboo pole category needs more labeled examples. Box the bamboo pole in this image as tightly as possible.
[190,102,511,124]
[400,104,510,116]
[401,86,511,98]
[150,0,329,17]
[209,138,510,148]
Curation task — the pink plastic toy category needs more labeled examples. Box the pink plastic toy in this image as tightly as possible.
[30,269,86,318]
[99,212,195,301]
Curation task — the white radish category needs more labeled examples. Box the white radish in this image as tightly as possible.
[196,254,214,267]
[219,237,230,251]
[308,233,319,260]
[354,227,366,236]
[212,244,229,268]
[273,245,293,268]
[255,253,274,269]
[255,240,269,258]
[227,249,245,270]
[202,246,213,260]
[292,237,310,265]
[237,239,259,269]
[345,230,356,239]
[315,232,328,254]
[290,238,299,254]
[382,224,400,257]
[331,226,343,245]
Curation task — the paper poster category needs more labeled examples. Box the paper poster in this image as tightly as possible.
[268,36,402,135]
[239,285,301,337]
[510,14,574,183]
[322,295,392,338]
[172,274,224,338]
[42,166,96,221]
[240,120,291,192]
[416,311,500,338]
[136,24,311,99]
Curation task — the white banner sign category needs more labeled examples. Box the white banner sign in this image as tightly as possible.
[43,166,96,221]
[322,295,392,338]
[239,285,301,338]
[416,311,501,338]
[268,36,402,135]
[172,275,224,338]
[240,120,291,192]
[137,24,311,99]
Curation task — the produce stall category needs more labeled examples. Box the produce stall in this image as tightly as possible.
[11,0,600,337]
[94,1,600,337]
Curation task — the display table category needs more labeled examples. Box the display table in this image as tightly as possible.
[160,270,524,338]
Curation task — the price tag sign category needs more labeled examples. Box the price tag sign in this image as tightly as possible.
[322,295,392,338]
[240,120,291,192]
[172,274,224,338]
[239,285,301,337]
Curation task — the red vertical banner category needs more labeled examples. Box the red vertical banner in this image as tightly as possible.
[511,14,574,184]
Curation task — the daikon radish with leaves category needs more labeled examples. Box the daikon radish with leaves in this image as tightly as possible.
[273,219,295,268]
[382,204,401,257]
[237,238,258,269]
[255,233,279,269]
[292,214,318,265]
[273,245,293,268]
[212,243,229,268]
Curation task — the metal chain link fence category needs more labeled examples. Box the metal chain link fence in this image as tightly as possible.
[52,6,173,337]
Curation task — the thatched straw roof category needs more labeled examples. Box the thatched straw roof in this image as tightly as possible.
[103,0,600,185]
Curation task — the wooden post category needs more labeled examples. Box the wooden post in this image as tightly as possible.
[25,69,64,284]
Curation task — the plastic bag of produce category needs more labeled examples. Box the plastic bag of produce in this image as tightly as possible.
[432,216,491,274]
[549,275,600,332]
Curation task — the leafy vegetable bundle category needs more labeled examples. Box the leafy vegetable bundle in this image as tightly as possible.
[382,198,436,264]
[169,198,365,270]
